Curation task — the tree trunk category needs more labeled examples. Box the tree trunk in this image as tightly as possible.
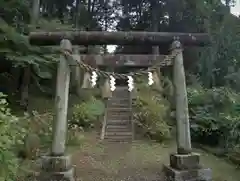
[225,0,231,13]
[31,0,40,24]
[20,0,40,110]
[71,48,82,96]
[72,1,83,96]
[10,66,21,93]
[151,1,162,90]
[75,0,80,27]
[20,66,30,110]
[103,0,109,53]
[122,0,131,53]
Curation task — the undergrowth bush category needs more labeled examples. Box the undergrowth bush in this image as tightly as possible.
[133,84,171,142]
[188,86,240,151]
[70,97,105,129]
[21,111,85,149]
[19,111,53,145]
[0,92,24,181]
[0,104,85,167]
[77,88,102,102]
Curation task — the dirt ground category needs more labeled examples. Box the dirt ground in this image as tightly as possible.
[70,132,240,181]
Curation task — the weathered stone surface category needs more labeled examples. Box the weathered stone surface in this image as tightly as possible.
[39,167,75,181]
[163,165,212,181]
[170,153,200,170]
[104,86,133,142]
[29,31,210,46]
[171,41,192,154]
[41,155,72,172]
[79,54,171,67]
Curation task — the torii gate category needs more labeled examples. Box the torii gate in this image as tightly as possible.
[29,31,211,181]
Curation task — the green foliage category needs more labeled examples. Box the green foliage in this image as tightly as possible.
[20,111,54,147]
[71,97,105,129]
[78,89,102,102]
[188,86,240,150]
[19,110,85,149]
[0,93,23,181]
[198,10,240,87]
[133,85,171,142]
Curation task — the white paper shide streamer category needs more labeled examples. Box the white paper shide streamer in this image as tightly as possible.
[90,71,98,87]
[109,75,116,91]
[148,72,154,85]
[87,70,156,90]
[127,75,134,92]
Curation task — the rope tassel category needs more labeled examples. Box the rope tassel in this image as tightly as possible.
[81,72,91,89]
[101,78,112,99]
[152,71,160,87]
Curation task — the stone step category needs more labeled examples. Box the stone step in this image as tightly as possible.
[107,114,131,119]
[106,128,132,133]
[106,125,131,129]
[107,114,131,120]
[105,132,132,136]
[108,103,130,107]
[107,113,131,116]
[103,88,133,142]
[107,107,131,111]
[110,90,129,93]
[106,123,131,127]
[108,104,130,108]
[104,135,132,140]
[108,102,130,106]
[112,95,129,98]
[108,109,131,112]
[108,98,129,103]
[107,106,131,109]
[107,119,131,124]
[107,108,132,113]
[106,126,131,130]
[108,101,130,105]
[110,101,129,104]
[112,95,129,97]
[113,91,129,93]
[108,105,130,109]
[108,107,131,110]
[115,86,128,89]
[107,113,132,118]
[104,138,132,142]
[112,88,129,91]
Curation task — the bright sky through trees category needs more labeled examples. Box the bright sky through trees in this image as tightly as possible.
[231,1,240,16]
[107,2,240,53]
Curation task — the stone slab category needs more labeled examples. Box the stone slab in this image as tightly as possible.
[163,165,212,181]
[41,155,72,172]
[38,167,75,181]
[170,153,200,170]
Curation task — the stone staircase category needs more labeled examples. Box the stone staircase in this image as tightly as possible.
[102,86,134,142]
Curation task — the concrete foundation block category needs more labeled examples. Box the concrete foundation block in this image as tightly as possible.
[163,165,212,181]
[41,155,72,172]
[170,153,200,170]
[39,167,75,181]
[38,154,75,181]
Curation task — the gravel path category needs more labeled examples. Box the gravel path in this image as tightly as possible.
[71,132,240,181]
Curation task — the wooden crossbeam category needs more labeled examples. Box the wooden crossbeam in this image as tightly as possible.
[71,54,172,67]
[29,31,210,46]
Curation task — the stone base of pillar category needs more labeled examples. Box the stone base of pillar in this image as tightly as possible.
[163,153,212,181]
[37,154,75,181]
